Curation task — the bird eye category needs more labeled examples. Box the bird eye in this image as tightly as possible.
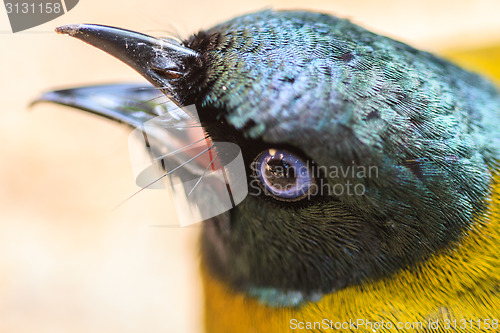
[253,149,314,201]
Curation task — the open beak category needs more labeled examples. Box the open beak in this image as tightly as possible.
[35,24,202,129]
[34,24,247,225]
[34,24,204,166]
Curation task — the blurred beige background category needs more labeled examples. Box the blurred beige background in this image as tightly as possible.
[1,1,500,332]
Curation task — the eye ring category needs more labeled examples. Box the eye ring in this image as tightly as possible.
[253,149,315,201]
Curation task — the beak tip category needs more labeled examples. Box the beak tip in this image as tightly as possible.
[55,24,82,36]
[30,91,55,107]
[29,91,59,110]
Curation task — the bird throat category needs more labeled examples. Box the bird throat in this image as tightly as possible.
[201,173,500,331]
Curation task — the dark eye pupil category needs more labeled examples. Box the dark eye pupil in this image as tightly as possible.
[265,159,297,190]
[254,149,314,201]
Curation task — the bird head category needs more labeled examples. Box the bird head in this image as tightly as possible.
[39,10,500,306]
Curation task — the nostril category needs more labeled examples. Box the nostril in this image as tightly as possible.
[151,57,184,79]
[152,68,182,79]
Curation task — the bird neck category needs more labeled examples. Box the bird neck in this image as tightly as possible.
[201,172,500,332]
